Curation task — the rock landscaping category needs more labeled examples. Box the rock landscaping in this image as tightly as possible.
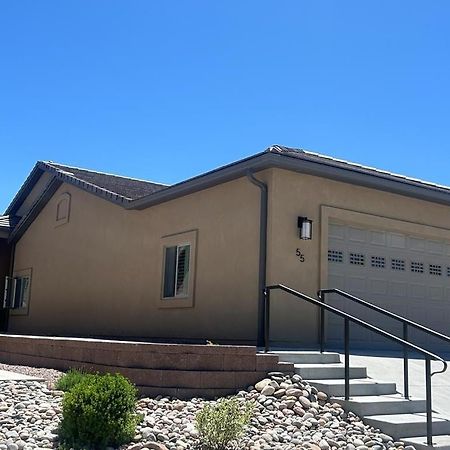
[0,368,413,450]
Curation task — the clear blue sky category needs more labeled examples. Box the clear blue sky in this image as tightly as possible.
[1,1,450,212]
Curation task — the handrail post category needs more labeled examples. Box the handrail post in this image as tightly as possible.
[425,357,433,446]
[264,288,270,353]
[403,322,409,399]
[319,290,326,353]
[344,317,350,400]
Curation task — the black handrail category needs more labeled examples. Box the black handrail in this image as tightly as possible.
[318,288,450,401]
[263,284,448,447]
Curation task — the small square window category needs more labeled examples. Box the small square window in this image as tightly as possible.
[411,262,424,273]
[391,259,405,271]
[328,250,343,263]
[429,264,442,276]
[371,256,385,268]
[349,253,365,266]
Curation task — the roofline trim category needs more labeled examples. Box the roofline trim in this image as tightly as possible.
[127,151,450,210]
[127,151,269,209]
[9,178,63,243]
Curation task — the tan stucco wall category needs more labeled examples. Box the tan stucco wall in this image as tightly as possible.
[266,169,450,344]
[10,173,270,342]
[10,167,450,346]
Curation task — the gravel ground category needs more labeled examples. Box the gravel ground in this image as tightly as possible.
[0,364,63,389]
[0,370,414,450]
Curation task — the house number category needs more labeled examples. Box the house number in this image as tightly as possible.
[296,248,305,262]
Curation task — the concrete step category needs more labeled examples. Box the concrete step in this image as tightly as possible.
[402,435,450,450]
[270,351,341,364]
[308,378,397,397]
[295,363,367,380]
[333,394,427,416]
[365,413,450,440]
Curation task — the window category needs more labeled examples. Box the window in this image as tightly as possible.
[371,256,385,268]
[411,261,424,273]
[391,258,405,271]
[349,253,365,266]
[163,244,191,298]
[3,275,31,310]
[160,229,197,308]
[328,250,343,263]
[429,264,442,276]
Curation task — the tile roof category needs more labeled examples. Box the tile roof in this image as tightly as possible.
[267,145,450,193]
[43,162,168,201]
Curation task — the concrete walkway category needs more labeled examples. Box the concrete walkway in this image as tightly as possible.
[346,352,450,417]
[0,369,44,381]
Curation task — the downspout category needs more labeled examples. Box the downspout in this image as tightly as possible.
[246,171,268,347]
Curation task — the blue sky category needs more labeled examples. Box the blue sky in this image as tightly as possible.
[1,1,450,212]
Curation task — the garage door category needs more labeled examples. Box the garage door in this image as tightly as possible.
[326,222,450,352]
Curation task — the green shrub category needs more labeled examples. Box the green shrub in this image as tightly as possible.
[55,369,94,392]
[195,397,253,450]
[59,372,139,449]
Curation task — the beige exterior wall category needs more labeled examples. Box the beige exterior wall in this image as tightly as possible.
[10,172,271,342]
[10,166,450,346]
[266,169,450,344]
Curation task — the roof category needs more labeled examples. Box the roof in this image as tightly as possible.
[5,161,168,216]
[128,145,450,210]
[0,215,18,231]
[43,162,168,201]
[7,145,450,242]
[269,145,450,193]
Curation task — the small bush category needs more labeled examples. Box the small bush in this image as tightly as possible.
[59,372,139,449]
[55,369,94,392]
[195,397,253,450]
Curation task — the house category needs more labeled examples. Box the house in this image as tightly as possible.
[2,145,450,351]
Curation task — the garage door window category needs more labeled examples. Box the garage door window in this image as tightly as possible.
[328,250,343,263]
[411,262,424,273]
[429,264,442,276]
[391,259,405,271]
[371,256,385,268]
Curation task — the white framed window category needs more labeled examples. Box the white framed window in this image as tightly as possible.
[4,272,31,311]
[163,244,191,298]
[159,230,197,308]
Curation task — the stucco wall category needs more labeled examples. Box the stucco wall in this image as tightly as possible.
[9,172,269,342]
[266,169,450,344]
[10,166,450,346]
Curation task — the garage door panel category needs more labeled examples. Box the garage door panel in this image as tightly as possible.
[389,233,406,249]
[369,230,387,246]
[344,276,366,294]
[328,222,450,352]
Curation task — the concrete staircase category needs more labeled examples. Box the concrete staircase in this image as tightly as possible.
[272,351,450,450]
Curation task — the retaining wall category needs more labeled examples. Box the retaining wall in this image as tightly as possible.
[0,334,293,398]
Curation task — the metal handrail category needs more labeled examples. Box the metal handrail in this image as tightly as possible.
[318,288,450,401]
[263,284,448,447]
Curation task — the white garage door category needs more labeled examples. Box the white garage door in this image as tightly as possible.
[326,222,450,352]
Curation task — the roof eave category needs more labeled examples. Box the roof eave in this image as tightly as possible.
[127,151,271,210]
[5,164,45,215]
[8,178,63,244]
[128,151,450,210]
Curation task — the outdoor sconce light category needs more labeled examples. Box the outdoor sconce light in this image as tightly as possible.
[298,216,313,240]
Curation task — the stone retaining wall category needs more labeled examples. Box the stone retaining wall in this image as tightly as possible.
[0,334,293,398]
